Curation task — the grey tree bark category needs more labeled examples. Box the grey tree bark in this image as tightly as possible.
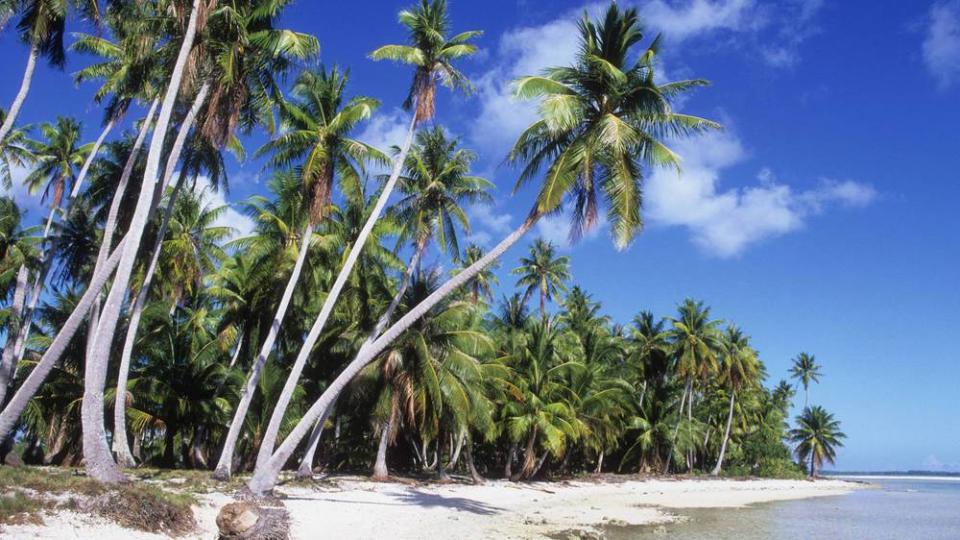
[112,82,210,467]
[82,0,204,484]
[212,221,314,480]
[371,415,393,480]
[711,390,736,476]
[0,44,38,145]
[247,217,536,495]
[0,238,126,443]
[0,266,28,405]
[254,113,419,471]
[663,379,690,474]
[294,234,428,474]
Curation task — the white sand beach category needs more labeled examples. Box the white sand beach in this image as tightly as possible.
[4,476,862,539]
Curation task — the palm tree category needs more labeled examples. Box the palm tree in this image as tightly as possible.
[0,108,37,188]
[82,0,211,484]
[711,325,760,475]
[214,66,383,478]
[456,244,498,305]
[0,198,38,405]
[24,117,90,238]
[512,239,570,318]
[789,352,822,407]
[0,0,100,145]
[251,0,483,474]
[789,406,845,478]
[295,127,491,476]
[247,2,717,495]
[665,298,721,472]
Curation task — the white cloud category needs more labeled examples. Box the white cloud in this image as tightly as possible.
[359,108,409,160]
[535,212,608,249]
[923,1,960,89]
[192,176,255,238]
[470,14,581,158]
[647,131,876,257]
[642,0,762,41]
[466,203,513,246]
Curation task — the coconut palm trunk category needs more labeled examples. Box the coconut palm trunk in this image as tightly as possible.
[70,119,117,201]
[663,379,691,474]
[0,44,39,145]
[0,237,127,443]
[248,216,537,494]
[212,221,314,480]
[253,113,418,470]
[295,404,334,478]
[371,412,395,480]
[464,434,483,484]
[0,266,29,405]
[294,233,428,474]
[711,390,736,476]
[112,82,210,467]
[82,0,205,484]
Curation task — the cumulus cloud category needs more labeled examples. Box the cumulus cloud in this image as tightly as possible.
[642,0,762,40]
[469,13,581,158]
[923,0,960,89]
[646,131,876,257]
[466,203,514,246]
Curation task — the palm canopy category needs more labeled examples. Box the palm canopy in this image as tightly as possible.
[369,0,481,123]
[509,3,719,248]
[197,0,320,148]
[14,0,100,67]
[256,66,387,224]
[71,1,166,121]
[391,126,492,260]
[789,352,822,391]
[718,325,761,394]
[512,239,571,317]
[668,298,722,384]
[23,116,91,211]
[454,243,499,304]
[789,405,845,477]
[0,108,36,188]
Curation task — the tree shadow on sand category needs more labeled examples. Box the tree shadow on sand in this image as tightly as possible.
[390,488,504,515]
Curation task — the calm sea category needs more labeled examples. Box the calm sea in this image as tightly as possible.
[609,476,960,539]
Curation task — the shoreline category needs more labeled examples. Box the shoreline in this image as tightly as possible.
[4,475,864,539]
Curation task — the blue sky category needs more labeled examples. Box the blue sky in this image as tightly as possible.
[2,0,959,472]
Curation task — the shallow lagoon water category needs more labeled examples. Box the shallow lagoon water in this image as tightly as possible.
[609,477,960,539]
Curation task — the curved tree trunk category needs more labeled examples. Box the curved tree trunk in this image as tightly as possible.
[371,415,393,480]
[70,118,116,201]
[113,83,210,467]
[247,217,537,495]
[294,234,428,475]
[254,112,419,470]
[0,238,126,443]
[211,221,313,481]
[464,434,483,484]
[82,0,204,484]
[711,391,736,476]
[295,405,334,479]
[0,43,38,145]
[663,379,690,474]
[0,266,28,405]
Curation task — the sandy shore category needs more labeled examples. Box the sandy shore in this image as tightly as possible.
[5,476,862,539]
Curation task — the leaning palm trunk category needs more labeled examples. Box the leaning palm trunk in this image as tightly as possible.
[0,266,28,405]
[254,113,419,470]
[247,216,537,495]
[112,83,210,467]
[71,118,117,201]
[212,221,314,480]
[371,413,394,480]
[294,234,428,474]
[0,238,127,443]
[663,379,691,474]
[82,0,204,484]
[711,390,736,476]
[464,434,483,484]
[0,44,38,145]
[295,404,334,478]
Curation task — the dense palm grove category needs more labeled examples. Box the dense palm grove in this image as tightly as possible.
[0,0,844,494]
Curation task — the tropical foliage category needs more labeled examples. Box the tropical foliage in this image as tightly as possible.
[0,0,844,496]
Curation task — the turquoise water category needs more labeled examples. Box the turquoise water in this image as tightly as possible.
[610,477,960,539]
